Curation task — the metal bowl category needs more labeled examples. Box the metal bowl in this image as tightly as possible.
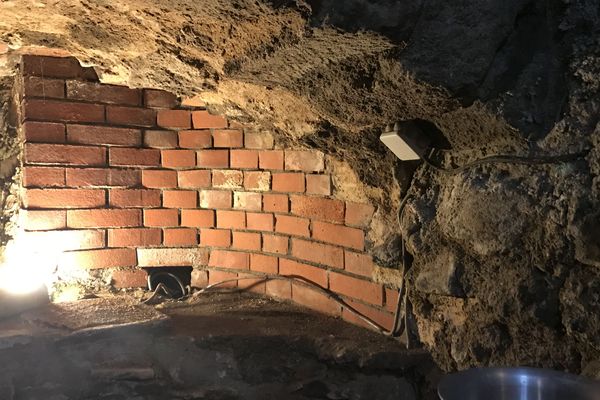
[438,367,600,400]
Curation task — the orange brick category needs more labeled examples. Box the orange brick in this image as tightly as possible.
[112,269,148,289]
[23,229,105,251]
[208,269,238,288]
[144,130,178,148]
[192,110,228,129]
[142,170,177,188]
[258,150,284,170]
[197,150,229,168]
[250,253,278,274]
[66,168,140,187]
[272,173,304,193]
[181,209,215,228]
[329,272,383,306]
[177,170,211,188]
[25,143,106,166]
[212,170,243,189]
[262,234,289,255]
[106,106,156,127]
[263,193,288,213]
[144,89,178,108]
[208,250,249,269]
[345,202,375,227]
[66,125,141,147]
[233,191,262,211]
[164,228,198,246]
[280,258,328,287]
[109,148,160,167]
[216,210,245,229]
[66,81,141,106]
[200,228,231,247]
[232,231,261,251]
[385,288,400,313]
[342,299,394,331]
[246,212,273,231]
[274,215,310,237]
[292,283,341,316]
[266,279,292,299]
[230,150,258,168]
[290,195,344,224]
[200,190,232,209]
[237,272,266,294]
[23,76,65,99]
[60,248,137,269]
[23,99,104,123]
[285,150,325,172]
[344,251,374,278]
[178,130,212,148]
[23,121,65,143]
[23,166,65,187]
[108,228,162,247]
[109,189,161,208]
[213,129,243,148]
[157,109,191,129]
[20,210,66,230]
[243,171,270,191]
[306,175,331,196]
[291,238,343,269]
[68,209,141,228]
[23,188,105,209]
[163,190,197,208]
[312,221,364,251]
[161,149,196,168]
[143,209,178,227]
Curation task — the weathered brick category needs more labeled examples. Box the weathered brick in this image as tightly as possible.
[212,170,243,189]
[163,190,198,208]
[163,228,198,246]
[233,191,261,211]
[142,170,177,188]
[66,168,140,187]
[60,248,137,269]
[191,269,209,288]
[197,150,229,168]
[262,234,289,255]
[157,109,191,129]
[112,269,148,289]
[329,272,383,306]
[23,229,105,251]
[23,99,104,123]
[344,251,374,278]
[263,193,288,213]
[291,238,344,269]
[232,231,261,251]
[181,209,215,228]
[266,279,292,299]
[143,209,179,227]
[23,76,65,99]
[274,215,310,237]
[345,202,375,228]
[106,106,156,127]
[192,110,227,129]
[244,131,274,149]
[67,125,141,147]
[292,283,341,317]
[243,171,270,191]
[208,269,237,288]
[20,210,66,230]
[143,130,178,148]
[250,253,278,274]
[109,189,161,208]
[109,148,160,167]
[272,173,304,193]
[181,95,206,108]
[208,250,249,269]
[216,210,245,229]
[200,190,232,209]
[246,212,274,232]
[177,170,211,188]
[25,143,106,166]
[23,188,105,209]
[200,228,231,247]
[137,248,208,267]
[108,228,162,247]
[290,195,344,224]
[280,258,327,288]
[23,166,65,187]
[68,209,141,228]
[178,130,212,148]
[144,89,178,108]
[285,150,325,172]
[213,129,243,148]
[230,150,258,169]
[21,55,98,80]
[258,150,284,170]
[23,121,65,143]
[161,149,196,168]
[312,221,365,251]
[66,81,141,106]
[306,174,331,196]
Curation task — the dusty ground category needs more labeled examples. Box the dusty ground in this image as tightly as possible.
[0,0,599,374]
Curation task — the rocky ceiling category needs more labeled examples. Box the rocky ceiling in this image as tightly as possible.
[1,0,600,374]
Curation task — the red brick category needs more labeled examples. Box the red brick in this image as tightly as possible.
[280,259,328,288]
[177,170,211,188]
[342,300,394,331]
[112,269,148,289]
[108,228,162,247]
[216,210,245,229]
[66,125,141,146]
[144,89,178,108]
[200,228,231,247]
[345,202,375,227]
[23,188,105,209]
[23,76,64,98]
[258,150,284,170]
[230,150,258,168]
[266,279,292,299]
[161,149,196,168]
[23,229,105,251]
[25,143,106,166]
[232,231,261,251]
[23,166,65,187]
[68,209,141,228]
[263,193,288,213]
[20,210,66,230]
[385,288,400,313]
[143,209,178,227]
[157,109,191,129]
[250,253,278,274]
[66,168,140,187]
[163,190,197,208]
[272,173,304,193]
[243,171,270,191]
[329,272,383,306]
[142,170,177,188]
[245,131,274,149]
[138,248,208,266]
[181,209,215,228]
[178,130,212,148]
[344,251,374,278]
[109,189,161,208]
[213,129,243,148]
[262,234,289,255]
[290,195,344,224]
[106,106,156,127]
[23,121,65,143]
[237,272,266,294]
[208,269,238,288]
[246,212,274,231]
[23,99,104,123]
[312,221,364,251]
[200,190,232,209]
[306,174,331,196]
[209,250,249,270]
[144,130,178,148]
[285,150,325,172]
[192,110,227,129]
[21,55,98,80]
[109,148,160,167]
[212,170,243,189]
[233,191,261,211]
[164,228,198,246]
[66,81,141,105]
[275,215,310,237]
[60,248,137,269]
[197,150,229,168]
[291,238,344,269]
[292,283,341,316]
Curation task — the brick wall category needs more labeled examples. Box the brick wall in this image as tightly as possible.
[17,54,398,331]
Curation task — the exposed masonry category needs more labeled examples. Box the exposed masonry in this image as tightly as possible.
[18,55,399,331]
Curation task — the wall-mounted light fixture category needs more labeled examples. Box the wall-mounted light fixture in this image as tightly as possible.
[380,121,430,161]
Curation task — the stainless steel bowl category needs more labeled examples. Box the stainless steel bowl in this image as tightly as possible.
[438,367,600,400]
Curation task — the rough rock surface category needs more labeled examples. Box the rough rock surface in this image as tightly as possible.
[0,0,599,373]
